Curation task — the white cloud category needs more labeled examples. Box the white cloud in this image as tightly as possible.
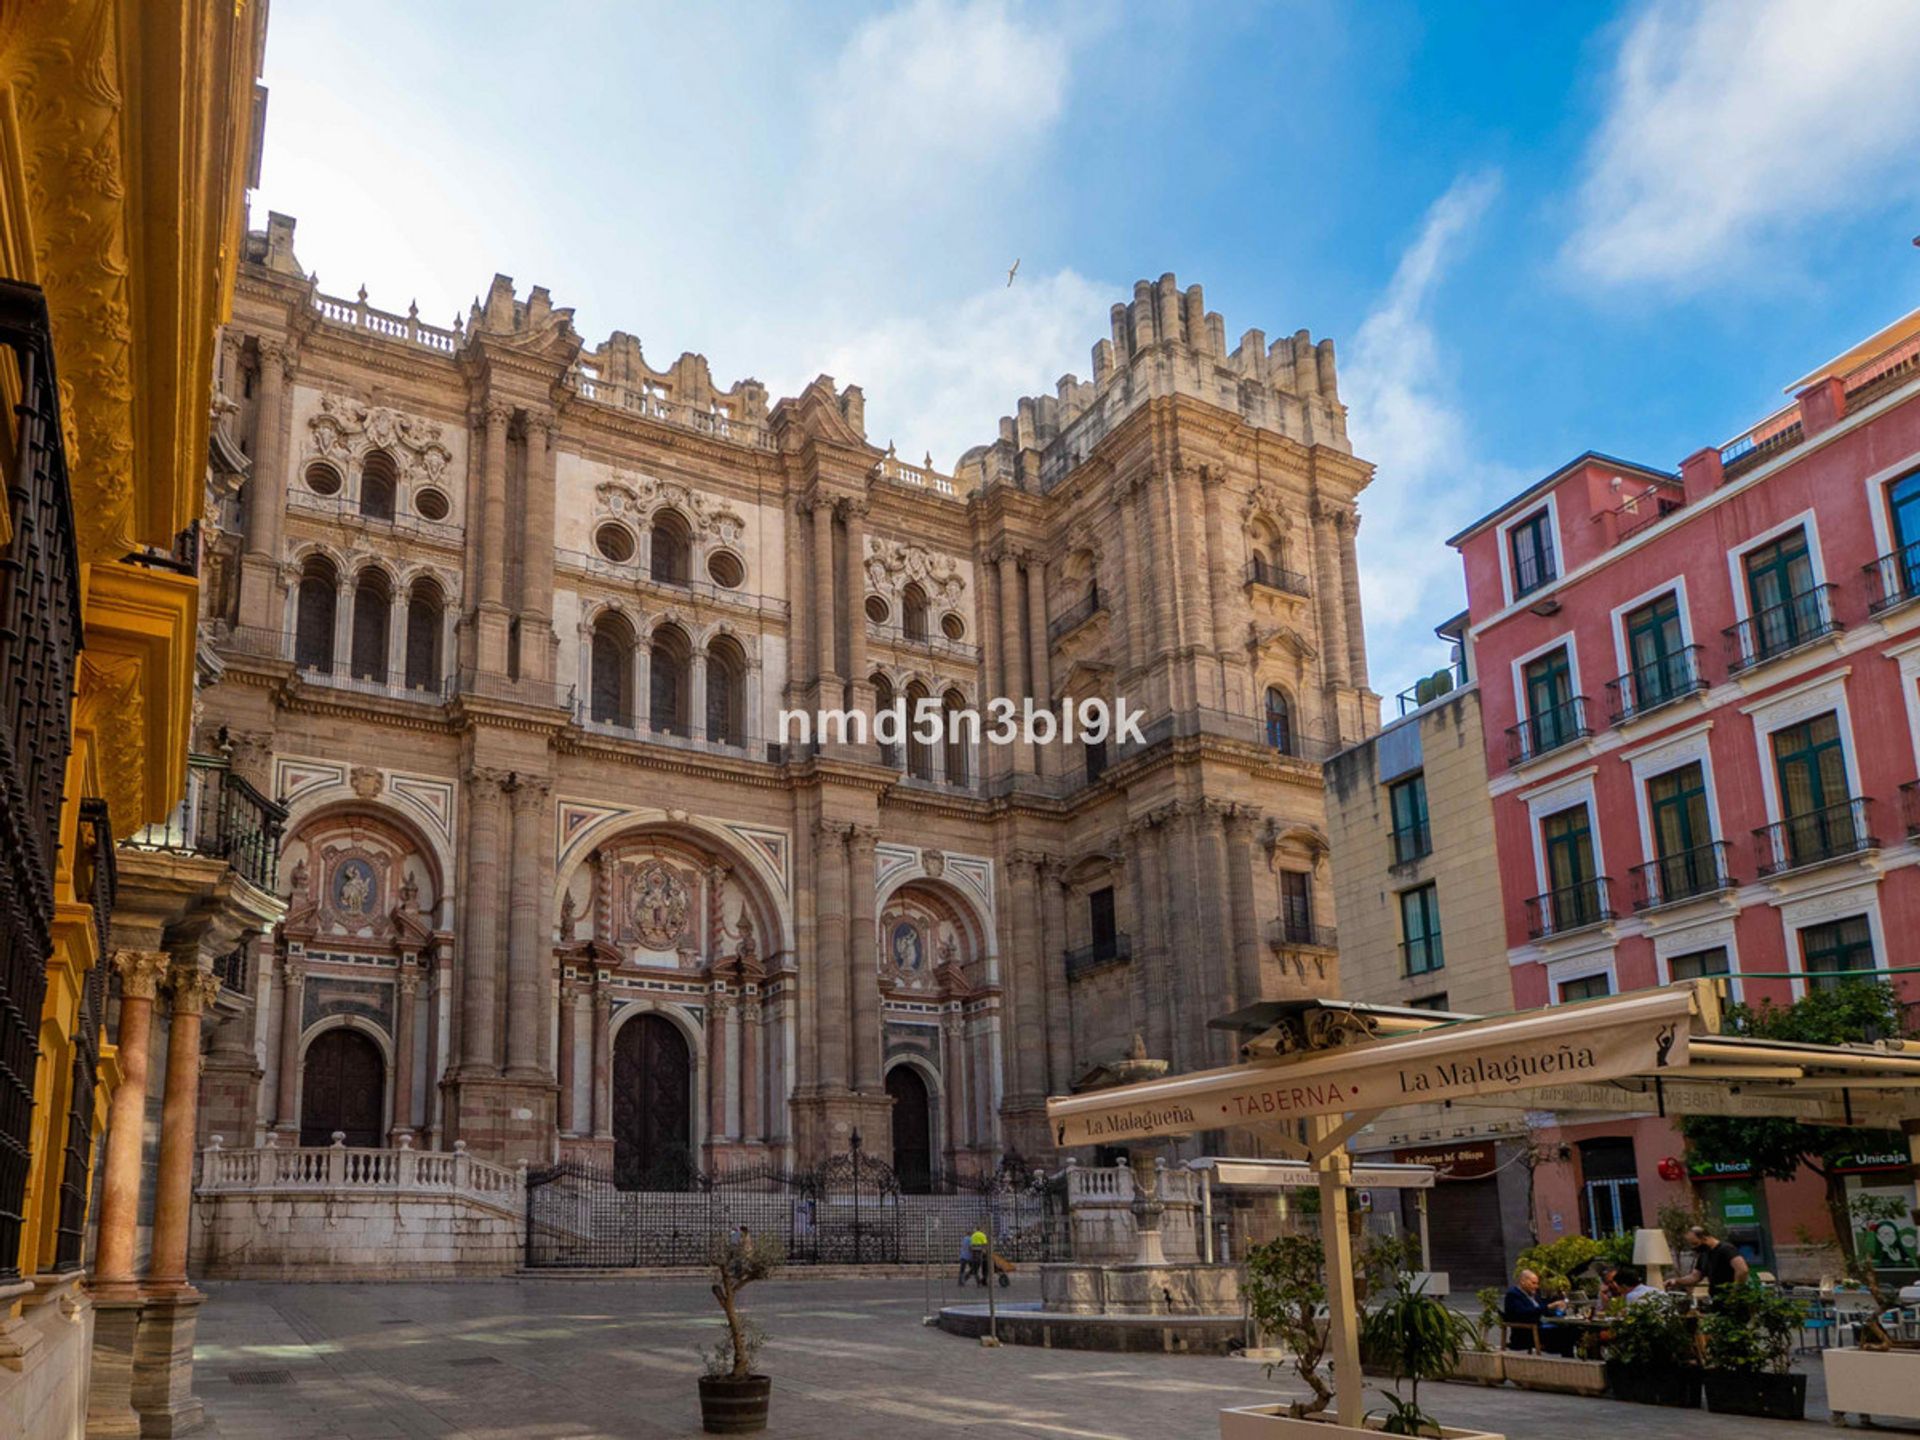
[1343,173,1516,695]
[1565,0,1920,288]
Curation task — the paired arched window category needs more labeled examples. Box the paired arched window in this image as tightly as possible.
[295,557,338,672]
[707,635,746,747]
[1265,686,1294,754]
[652,510,692,586]
[405,579,444,692]
[650,623,692,735]
[590,612,636,727]
[901,583,929,640]
[360,451,397,521]
[905,681,934,780]
[942,689,969,786]
[350,570,392,682]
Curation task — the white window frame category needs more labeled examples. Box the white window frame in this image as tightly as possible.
[1607,574,1695,691]
[1546,951,1618,1005]
[1779,886,1886,999]
[1859,448,1920,559]
[1621,720,1726,875]
[1739,670,1859,830]
[1508,630,1584,755]
[1522,767,1605,905]
[1498,494,1562,606]
[1652,918,1743,1004]
[1724,508,1827,628]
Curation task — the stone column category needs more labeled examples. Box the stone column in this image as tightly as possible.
[1224,806,1263,1012]
[237,338,290,618]
[521,413,559,682]
[1196,802,1234,1065]
[707,989,728,1148]
[1024,558,1052,775]
[813,820,849,1092]
[847,824,881,1093]
[1007,852,1046,1101]
[1338,510,1370,693]
[92,950,169,1294]
[1118,482,1147,677]
[811,498,838,686]
[1128,814,1172,1063]
[689,652,708,743]
[841,498,869,710]
[556,976,578,1136]
[149,965,220,1292]
[1147,477,1178,668]
[390,963,420,1142]
[274,955,305,1133]
[941,1013,969,1167]
[996,551,1024,702]
[1313,501,1350,690]
[740,997,762,1143]
[505,776,550,1077]
[1200,467,1240,711]
[590,972,612,1140]
[461,770,506,1072]
[1039,862,1072,1094]
[476,402,512,673]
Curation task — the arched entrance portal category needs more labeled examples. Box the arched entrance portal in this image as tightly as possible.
[613,1014,693,1189]
[886,1065,933,1193]
[299,1028,385,1146]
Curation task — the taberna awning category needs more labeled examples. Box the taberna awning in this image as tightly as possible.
[1188,1157,1437,1190]
[1046,985,1697,1148]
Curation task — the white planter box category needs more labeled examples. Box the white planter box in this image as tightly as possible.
[1501,1352,1606,1395]
[1218,1405,1503,1440]
[1444,1349,1504,1386]
[1824,1348,1920,1425]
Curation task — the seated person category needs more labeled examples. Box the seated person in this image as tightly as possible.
[1613,1264,1662,1304]
[1502,1268,1575,1355]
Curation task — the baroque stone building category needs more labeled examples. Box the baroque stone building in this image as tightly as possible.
[195,218,1378,1182]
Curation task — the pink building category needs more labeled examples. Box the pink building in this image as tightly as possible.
[1448,309,1920,1277]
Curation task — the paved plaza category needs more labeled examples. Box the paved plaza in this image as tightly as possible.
[192,1275,1867,1439]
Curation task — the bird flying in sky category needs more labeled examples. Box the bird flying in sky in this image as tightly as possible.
[1006,258,1020,287]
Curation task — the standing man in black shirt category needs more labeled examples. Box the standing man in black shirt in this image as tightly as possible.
[1667,1225,1750,1296]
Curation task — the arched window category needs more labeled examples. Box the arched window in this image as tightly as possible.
[589,612,636,727]
[902,582,929,640]
[1265,686,1294,755]
[404,578,444,692]
[1248,519,1286,587]
[905,681,933,780]
[942,689,969,787]
[350,570,392,683]
[707,635,746,748]
[295,556,337,672]
[359,450,397,521]
[650,623,691,735]
[872,673,898,768]
[651,510,692,586]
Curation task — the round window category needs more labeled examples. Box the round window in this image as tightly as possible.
[594,523,636,563]
[940,611,966,641]
[304,461,342,497]
[864,594,891,625]
[707,551,745,589]
[414,487,450,521]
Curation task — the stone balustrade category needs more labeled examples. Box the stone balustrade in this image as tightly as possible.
[1061,1160,1200,1264]
[199,1134,524,1210]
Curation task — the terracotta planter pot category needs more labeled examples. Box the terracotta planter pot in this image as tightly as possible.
[698,1374,771,1434]
[1217,1405,1503,1439]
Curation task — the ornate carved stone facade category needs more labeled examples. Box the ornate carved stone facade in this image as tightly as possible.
[199,221,1378,1175]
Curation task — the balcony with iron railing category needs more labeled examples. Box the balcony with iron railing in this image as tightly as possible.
[1064,933,1131,980]
[1048,587,1107,643]
[1393,660,1468,718]
[1628,841,1734,911]
[1524,877,1615,940]
[1612,487,1686,544]
[1245,557,1311,597]
[1390,820,1432,866]
[1865,545,1920,617]
[1506,696,1591,766]
[1606,647,1708,724]
[1753,798,1878,878]
[572,698,753,760]
[1266,917,1338,952]
[1113,706,1341,765]
[125,755,288,893]
[1724,585,1842,674]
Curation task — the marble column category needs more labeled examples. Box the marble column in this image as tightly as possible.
[841,498,868,709]
[461,770,505,1072]
[1339,510,1370,692]
[237,338,290,618]
[811,499,838,686]
[813,820,849,1091]
[1039,862,1073,1094]
[740,998,762,1143]
[92,950,169,1295]
[149,965,220,1292]
[590,971,613,1140]
[1224,806,1264,1011]
[390,963,420,1141]
[847,824,881,1093]
[1313,502,1350,690]
[274,955,305,1133]
[556,976,578,1136]
[505,776,549,1079]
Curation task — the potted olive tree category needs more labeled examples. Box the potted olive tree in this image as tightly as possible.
[1600,1293,1699,1408]
[1701,1282,1806,1420]
[698,1229,781,1433]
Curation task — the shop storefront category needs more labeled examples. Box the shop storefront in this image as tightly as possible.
[1835,1138,1919,1278]
[1391,1141,1515,1289]
[1685,1154,1772,1270]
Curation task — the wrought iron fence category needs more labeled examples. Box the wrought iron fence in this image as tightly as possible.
[525,1151,1065,1269]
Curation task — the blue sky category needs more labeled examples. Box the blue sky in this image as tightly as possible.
[254,0,1920,702]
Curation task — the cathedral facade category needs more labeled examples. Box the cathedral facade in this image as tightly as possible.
[195,213,1378,1184]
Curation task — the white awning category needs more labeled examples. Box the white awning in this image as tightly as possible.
[1190,1157,1436,1191]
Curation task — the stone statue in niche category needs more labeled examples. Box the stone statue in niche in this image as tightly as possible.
[287,857,310,899]
[558,887,578,940]
[333,858,376,917]
[398,869,419,909]
[890,919,924,972]
[621,857,690,950]
[735,908,757,963]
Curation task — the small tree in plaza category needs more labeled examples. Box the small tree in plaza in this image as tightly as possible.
[1244,1234,1336,1417]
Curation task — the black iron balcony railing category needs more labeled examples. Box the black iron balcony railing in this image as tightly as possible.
[1753,798,1877,877]
[1607,646,1708,724]
[1268,917,1338,951]
[1724,584,1841,674]
[1064,933,1131,980]
[1048,586,1106,642]
[1400,936,1445,976]
[1394,661,1469,717]
[1506,696,1591,765]
[1903,780,1920,840]
[126,755,288,893]
[53,800,115,1271]
[1246,557,1311,596]
[1865,545,1920,616]
[1629,841,1734,911]
[214,939,252,995]
[1391,821,1432,865]
[1525,877,1615,939]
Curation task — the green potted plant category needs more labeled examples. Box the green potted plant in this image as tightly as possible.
[1601,1293,1700,1408]
[1442,1291,1505,1387]
[1363,1275,1475,1435]
[1700,1282,1806,1420]
[698,1229,781,1433]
